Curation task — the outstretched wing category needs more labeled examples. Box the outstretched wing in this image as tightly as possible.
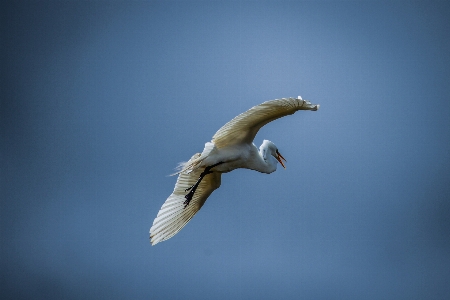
[212,97,319,149]
[150,153,222,245]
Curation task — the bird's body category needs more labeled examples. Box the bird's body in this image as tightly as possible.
[150,96,319,245]
[199,141,278,174]
[194,143,264,173]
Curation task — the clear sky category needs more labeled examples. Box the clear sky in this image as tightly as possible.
[2,1,450,299]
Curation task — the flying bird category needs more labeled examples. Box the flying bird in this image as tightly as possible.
[150,96,319,245]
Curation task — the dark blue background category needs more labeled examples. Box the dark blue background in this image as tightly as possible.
[2,1,449,299]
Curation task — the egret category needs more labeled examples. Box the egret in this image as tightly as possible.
[150,96,319,245]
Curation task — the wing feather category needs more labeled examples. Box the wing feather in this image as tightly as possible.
[150,153,222,245]
[212,97,319,149]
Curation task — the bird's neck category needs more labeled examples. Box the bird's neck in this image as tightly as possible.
[251,144,277,174]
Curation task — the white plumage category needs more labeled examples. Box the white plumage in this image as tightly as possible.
[150,96,319,245]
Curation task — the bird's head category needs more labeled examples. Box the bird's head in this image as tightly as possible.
[260,140,286,169]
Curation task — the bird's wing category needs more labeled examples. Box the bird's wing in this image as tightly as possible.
[150,153,222,245]
[212,97,319,149]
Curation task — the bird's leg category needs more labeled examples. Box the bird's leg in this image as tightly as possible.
[184,162,224,192]
[183,162,223,208]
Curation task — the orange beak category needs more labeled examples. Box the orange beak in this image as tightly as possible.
[276,150,286,169]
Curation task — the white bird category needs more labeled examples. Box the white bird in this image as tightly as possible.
[150,96,319,245]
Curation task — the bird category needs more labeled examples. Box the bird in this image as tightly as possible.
[150,96,319,245]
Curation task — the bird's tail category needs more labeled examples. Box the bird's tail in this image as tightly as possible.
[169,154,202,176]
[170,142,216,176]
[169,161,189,176]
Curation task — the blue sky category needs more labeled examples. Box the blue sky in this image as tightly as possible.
[2,1,450,299]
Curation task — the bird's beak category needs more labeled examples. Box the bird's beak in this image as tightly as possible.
[276,150,286,169]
